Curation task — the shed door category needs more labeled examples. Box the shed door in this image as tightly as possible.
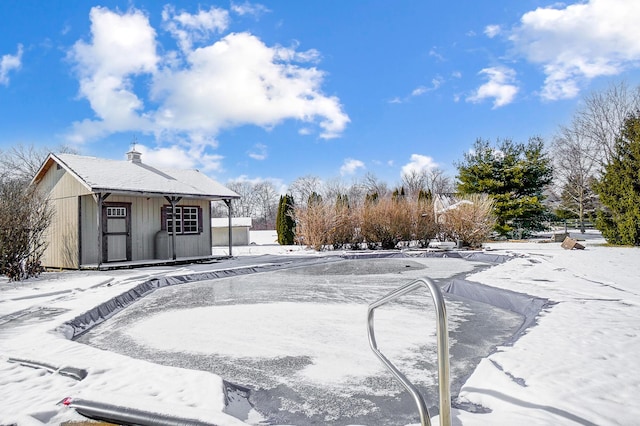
[103,204,131,262]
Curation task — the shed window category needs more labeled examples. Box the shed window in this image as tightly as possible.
[107,207,127,217]
[162,205,203,235]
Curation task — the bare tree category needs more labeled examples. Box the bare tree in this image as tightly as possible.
[211,178,280,229]
[428,169,454,194]
[317,178,361,206]
[573,81,640,167]
[288,175,323,205]
[400,169,428,198]
[401,168,454,197]
[0,143,77,184]
[225,180,259,218]
[0,180,53,280]
[253,181,279,229]
[361,172,389,198]
[551,81,639,230]
[552,124,599,231]
[322,177,349,204]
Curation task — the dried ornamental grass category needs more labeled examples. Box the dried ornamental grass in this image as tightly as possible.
[440,194,495,248]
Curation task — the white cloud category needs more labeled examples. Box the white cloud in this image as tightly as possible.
[162,5,229,52]
[132,143,223,171]
[393,76,445,103]
[484,25,501,38]
[411,86,428,97]
[401,154,438,176]
[248,143,268,160]
[68,7,158,140]
[0,44,23,85]
[231,2,270,18]
[273,41,321,64]
[151,32,349,139]
[66,6,349,168]
[510,0,640,100]
[467,66,519,108]
[340,158,365,176]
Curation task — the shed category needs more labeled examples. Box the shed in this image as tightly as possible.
[211,217,252,246]
[31,150,240,269]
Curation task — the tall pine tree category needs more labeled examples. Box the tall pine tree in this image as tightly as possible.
[456,137,553,238]
[594,112,640,245]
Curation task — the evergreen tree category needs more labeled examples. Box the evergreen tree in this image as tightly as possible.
[456,137,553,238]
[276,194,295,245]
[308,191,323,206]
[418,189,433,202]
[392,186,406,201]
[594,113,640,245]
[365,192,379,204]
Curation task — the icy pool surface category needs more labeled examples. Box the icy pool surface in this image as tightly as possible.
[78,258,523,425]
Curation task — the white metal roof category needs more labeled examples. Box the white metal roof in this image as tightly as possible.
[36,153,240,200]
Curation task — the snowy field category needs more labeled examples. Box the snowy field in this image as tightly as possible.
[0,229,639,425]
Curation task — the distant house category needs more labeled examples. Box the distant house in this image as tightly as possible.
[211,217,252,246]
[31,149,240,269]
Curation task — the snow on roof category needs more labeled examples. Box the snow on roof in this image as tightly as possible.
[211,217,252,228]
[43,153,239,200]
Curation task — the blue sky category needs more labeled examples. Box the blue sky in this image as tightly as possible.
[1,0,639,190]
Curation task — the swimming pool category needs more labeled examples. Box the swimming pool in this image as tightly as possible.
[76,257,524,425]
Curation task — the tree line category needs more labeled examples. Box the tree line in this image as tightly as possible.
[221,81,640,248]
[3,80,640,280]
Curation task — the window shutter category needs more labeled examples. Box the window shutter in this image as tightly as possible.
[198,206,203,233]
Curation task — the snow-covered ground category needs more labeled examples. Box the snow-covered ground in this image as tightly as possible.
[0,230,638,425]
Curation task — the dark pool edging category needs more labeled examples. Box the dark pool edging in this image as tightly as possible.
[442,278,551,345]
[57,258,342,340]
[339,250,514,264]
[58,251,521,341]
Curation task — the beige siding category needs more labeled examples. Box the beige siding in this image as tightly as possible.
[213,226,250,246]
[39,166,91,269]
[80,195,212,265]
[159,198,212,258]
[37,162,213,267]
[80,195,98,265]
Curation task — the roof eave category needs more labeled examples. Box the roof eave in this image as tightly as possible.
[90,187,240,200]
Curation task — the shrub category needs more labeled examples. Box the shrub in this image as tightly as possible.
[0,181,53,281]
[291,190,492,251]
[293,196,333,250]
[360,196,413,249]
[415,196,439,247]
[330,194,361,249]
[439,194,495,248]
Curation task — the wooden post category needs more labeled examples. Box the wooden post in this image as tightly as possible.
[225,199,233,257]
[94,192,110,269]
[165,196,182,260]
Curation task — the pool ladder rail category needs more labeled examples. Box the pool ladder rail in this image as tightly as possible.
[367,277,451,426]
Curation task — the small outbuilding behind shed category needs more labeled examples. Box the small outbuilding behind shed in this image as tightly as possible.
[211,217,252,246]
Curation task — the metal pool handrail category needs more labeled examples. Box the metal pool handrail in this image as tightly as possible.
[367,277,451,426]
